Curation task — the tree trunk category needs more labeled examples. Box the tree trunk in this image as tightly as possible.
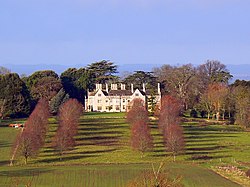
[216,112,220,121]
[25,156,28,165]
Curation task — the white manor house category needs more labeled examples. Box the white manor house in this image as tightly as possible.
[85,83,161,112]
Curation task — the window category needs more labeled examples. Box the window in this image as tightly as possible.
[135,93,139,96]
[116,105,120,110]
[123,105,126,110]
[98,94,102,97]
[97,100,102,103]
[123,99,125,103]
[97,106,102,111]
[128,100,130,103]
[106,100,109,103]
[116,99,120,103]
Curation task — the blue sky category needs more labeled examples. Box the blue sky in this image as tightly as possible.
[0,0,250,66]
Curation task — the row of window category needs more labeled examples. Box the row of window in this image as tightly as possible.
[97,99,131,104]
[97,105,127,111]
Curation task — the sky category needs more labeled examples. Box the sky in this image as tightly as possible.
[0,0,250,66]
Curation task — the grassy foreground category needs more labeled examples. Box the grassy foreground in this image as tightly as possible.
[0,163,241,187]
[0,112,249,186]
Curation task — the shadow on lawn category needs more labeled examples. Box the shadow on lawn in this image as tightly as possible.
[0,141,11,148]
[37,148,116,163]
[0,168,53,177]
[0,160,9,166]
[76,135,123,146]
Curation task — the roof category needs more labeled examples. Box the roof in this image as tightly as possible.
[88,90,108,96]
[108,90,132,96]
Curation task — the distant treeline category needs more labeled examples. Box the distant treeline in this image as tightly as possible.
[0,60,249,127]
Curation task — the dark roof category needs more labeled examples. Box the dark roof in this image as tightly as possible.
[89,90,108,96]
[108,90,132,96]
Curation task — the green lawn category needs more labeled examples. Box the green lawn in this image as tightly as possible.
[0,113,249,186]
[0,163,241,187]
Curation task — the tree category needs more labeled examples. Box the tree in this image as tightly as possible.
[0,73,31,118]
[123,71,157,92]
[0,66,11,75]
[232,85,250,128]
[127,98,153,156]
[126,98,148,124]
[158,95,182,131]
[49,88,69,114]
[163,124,185,161]
[199,83,229,120]
[53,99,83,159]
[197,60,232,84]
[86,60,118,84]
[130,120,153,157]
[26,70,62,102]
[60,68,89,104]
[154,64,197,110]
[13,99,49,164]
[158,95,184,161]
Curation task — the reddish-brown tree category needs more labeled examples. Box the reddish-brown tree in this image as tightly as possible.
[53,99,83,158]
[130,120,153,156]
[12,99,49,165]
[127,98,153,156]
[126,98,148,124]
[163,124,185,161]
[158,95,184,161]
[158,95,182,131]
[199,83,229,120]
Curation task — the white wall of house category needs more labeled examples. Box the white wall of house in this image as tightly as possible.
[86,84,161,112]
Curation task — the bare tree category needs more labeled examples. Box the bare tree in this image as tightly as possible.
[163,124,185,161]
[197,60,232,84]
[158,95,182,131]
[154,64,197,110]
[158,95,184,161]
[200,83,229,120]
[127,98,153,156]
[232,86,250,128]
[12,99,49,165]
[130,120,153,157]
[53,99,83,159]
[126,98,148,124]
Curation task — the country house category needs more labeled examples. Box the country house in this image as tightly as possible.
[85,83,161,112]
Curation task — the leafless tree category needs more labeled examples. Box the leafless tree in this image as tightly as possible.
[163,124,185,161]
[53,99,83,158]
[127,98,148,124]
[12,99,49,164]
[130,120,153,157]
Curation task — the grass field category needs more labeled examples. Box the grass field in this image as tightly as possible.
[0,112,249,186]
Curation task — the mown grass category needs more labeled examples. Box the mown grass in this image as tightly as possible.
[0,113,249,186]
[0,163,241,187]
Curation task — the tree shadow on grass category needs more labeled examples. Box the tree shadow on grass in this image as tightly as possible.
[0,160,9,166]
[0,141,11,148]
[0,168,53,177]
[76,135,123,147]
[38,148,117,163]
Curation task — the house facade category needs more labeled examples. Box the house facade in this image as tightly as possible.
[85,83,161,112]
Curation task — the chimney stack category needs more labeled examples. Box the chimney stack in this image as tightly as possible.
[111,84,118,90]
[143,83,146,92]
[121,83,126,90]
[131,84,134,93]
[106,83,109,93]
[158,83,161,95]
[96,84,102,90]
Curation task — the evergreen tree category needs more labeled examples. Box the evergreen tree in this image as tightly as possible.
[0,73,31,118]
[49,88,69,114]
